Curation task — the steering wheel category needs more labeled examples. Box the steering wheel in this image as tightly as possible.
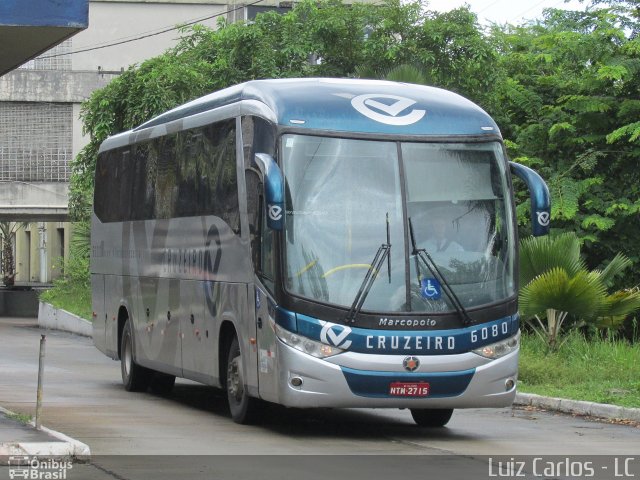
[321,264,376,278]
[294,259,318,277]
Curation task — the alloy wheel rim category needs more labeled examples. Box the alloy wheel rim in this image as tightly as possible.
[227,356,243,403]
[124,335,132,377]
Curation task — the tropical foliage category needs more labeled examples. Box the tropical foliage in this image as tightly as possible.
[39,222,92,320]
[53,0,640,334]
[519,233,640,350]
[491,4,640,286]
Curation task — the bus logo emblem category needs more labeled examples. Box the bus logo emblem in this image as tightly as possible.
[403,356,420,372]
[320,322,352,349]
[351,94,426,126]
[269,205,283,221]
[537,211,550,227]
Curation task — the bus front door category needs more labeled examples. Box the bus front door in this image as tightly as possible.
[254,285,278,402]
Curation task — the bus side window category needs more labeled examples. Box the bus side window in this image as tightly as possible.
[245,168,261,269]
[154,135,178,220]
[94,151,112,222]
[117,150,133,220]
[203,121,240,234]
[131,143,155,221]
[243,116,261,273]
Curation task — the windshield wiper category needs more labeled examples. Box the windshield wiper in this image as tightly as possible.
[346,214,391,324]
[408,218,473,326]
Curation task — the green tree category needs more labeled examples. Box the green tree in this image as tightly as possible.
[491,3,640,287]
[59,0,640,327]
[69,0,497,221]
[355,4,500,108]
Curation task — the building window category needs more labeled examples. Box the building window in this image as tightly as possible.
[18,39,72,71]
[0,102,73,182]
[57,228,65,261]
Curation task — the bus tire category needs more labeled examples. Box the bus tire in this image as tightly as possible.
[226,336,262,424]
[149,372,176,395]
[121,319,152,392]
[410,408,453,427]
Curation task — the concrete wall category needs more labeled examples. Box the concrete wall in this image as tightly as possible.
[71,1,227,72]
[0,70,117,104]
[0,182,70,221]
[38,301,92,336]
[0,289,39,317]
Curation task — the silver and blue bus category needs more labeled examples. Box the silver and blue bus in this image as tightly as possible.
[91,78,550,426]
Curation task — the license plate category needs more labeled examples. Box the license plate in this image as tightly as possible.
[389,382,430,397]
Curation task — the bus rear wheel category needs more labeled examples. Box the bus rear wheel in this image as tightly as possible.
[410,408,454,427]
[226,336,262,424]
[121,319,152,392]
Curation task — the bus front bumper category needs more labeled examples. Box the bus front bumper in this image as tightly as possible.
[273,340,518,409]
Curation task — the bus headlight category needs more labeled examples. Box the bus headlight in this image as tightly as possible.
[275,324,344,358]
[472,331,520,359]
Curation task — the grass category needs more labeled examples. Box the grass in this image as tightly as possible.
[39,223,92,321]
[519,331,640,408]
[39,279,92,321]
[6,412,33,425]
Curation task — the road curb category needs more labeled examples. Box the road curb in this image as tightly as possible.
[0,406,90,464]
[515,392,640,422]
[38,302,92,337]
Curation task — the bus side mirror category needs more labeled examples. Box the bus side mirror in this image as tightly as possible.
[510,161,551,236]
[255,153,284,231]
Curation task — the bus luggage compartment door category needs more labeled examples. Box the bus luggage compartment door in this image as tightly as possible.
[180,280,212,382]
[91,274,107,354]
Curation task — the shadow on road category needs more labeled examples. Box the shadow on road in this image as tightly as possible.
[154,381,471,441]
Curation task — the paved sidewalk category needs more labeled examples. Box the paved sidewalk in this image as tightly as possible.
[0,408,90,465]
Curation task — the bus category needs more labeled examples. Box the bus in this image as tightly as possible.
[91,78,550,427]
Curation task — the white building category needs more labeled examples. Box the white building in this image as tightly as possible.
[0,0,240,284]
[0,0,375,285]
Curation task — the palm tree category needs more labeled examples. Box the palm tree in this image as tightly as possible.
[519,232,640,351]
[0,222,28,287]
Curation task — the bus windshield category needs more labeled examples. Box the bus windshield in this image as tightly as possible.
[282,134,515,314]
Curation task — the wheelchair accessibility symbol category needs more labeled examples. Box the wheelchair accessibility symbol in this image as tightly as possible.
[421,278,442,300]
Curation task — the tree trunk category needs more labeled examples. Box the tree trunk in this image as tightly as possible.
[1,235,15,287]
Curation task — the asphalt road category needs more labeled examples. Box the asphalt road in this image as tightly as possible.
[0,317,638,479]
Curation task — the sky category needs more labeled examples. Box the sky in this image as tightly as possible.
[429,0,588,25]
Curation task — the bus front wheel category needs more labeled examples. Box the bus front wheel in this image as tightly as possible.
[121,319,152,392]
[410,408,453,427]
[226,336,262,424]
